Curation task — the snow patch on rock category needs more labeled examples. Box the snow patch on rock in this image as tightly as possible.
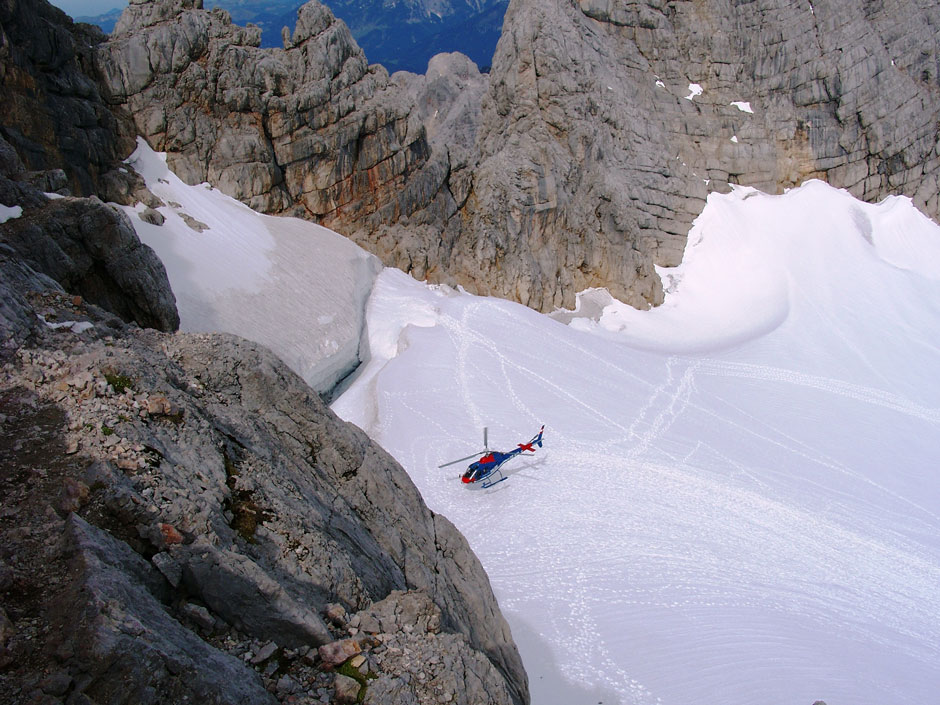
[121,139,381,396]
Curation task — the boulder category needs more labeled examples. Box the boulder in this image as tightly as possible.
[177,542,334,648]
[318,637,362,668]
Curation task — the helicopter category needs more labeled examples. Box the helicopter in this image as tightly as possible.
[438,425,545,488]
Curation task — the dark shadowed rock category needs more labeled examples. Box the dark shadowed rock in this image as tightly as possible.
[0,0,136,195]
[60,514,277,705]
[0,194,179,331]
[0,242,62,357]
[177,542,334,648]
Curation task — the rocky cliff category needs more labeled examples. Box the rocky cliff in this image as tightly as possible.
[0,135,180,333]
[91,0,940,313]
[0,247,529,705]
[96,0,450,231]
[463,0,940,309]
[1,4,529,699]
[0,0,136,196]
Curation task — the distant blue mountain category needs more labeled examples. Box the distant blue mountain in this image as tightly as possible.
[315,0,509,73]
[77,1,508,74]
[204,0,303,48]
[74,6,122,33]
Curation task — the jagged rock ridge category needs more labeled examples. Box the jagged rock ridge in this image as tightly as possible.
[92,0,940,313]
[97,0,453,233]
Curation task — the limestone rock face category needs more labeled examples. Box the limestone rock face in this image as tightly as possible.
[0,0,136,195]
[0,187,180,332]
[61,514,278,705]
[93,0,489,301]
[461,0,940,309]
[0,282,529,705]
[96,0,441,231]
[368,51,488,281]
[0,242,62,356]
[95,0,940,313]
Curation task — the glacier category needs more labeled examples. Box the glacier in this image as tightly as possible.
[123,143,940,705]
[122,139,381,396]
[332,181,940,705]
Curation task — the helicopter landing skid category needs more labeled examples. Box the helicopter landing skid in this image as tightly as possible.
[481,471,507,489]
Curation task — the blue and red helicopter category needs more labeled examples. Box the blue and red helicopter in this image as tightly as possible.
[439,425,545,488]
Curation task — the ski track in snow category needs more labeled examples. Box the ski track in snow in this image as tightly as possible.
[699,358,940,426]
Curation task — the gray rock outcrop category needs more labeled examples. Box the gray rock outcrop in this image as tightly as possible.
[460,0,940,309]
[354,590,516,705]
[0,275,529,704]
[60,514,278,705]
[0,242,63,356]
[96,0,447,229]
[1,15,179,335]
[1,193,180,331]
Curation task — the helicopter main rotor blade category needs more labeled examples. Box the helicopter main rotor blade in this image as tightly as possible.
[483,426,488,451]
[438,451,486,468]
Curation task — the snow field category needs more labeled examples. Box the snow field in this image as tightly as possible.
[116,134,940,705]
[333,182,940,705]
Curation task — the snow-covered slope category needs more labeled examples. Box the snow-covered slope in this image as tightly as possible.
[119,137,940,704]
[332,181,940,705]
[121,139,381,395]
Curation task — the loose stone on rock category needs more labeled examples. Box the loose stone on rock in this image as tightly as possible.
[251,641,279,665]
[318,638,361,668]
[332,674,361,704]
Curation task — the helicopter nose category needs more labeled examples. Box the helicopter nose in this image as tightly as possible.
[461,475,472,483]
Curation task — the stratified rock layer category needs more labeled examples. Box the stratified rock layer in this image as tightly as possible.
[96,0,446,230]
[95,0,940,312]
[463,0,940,309]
